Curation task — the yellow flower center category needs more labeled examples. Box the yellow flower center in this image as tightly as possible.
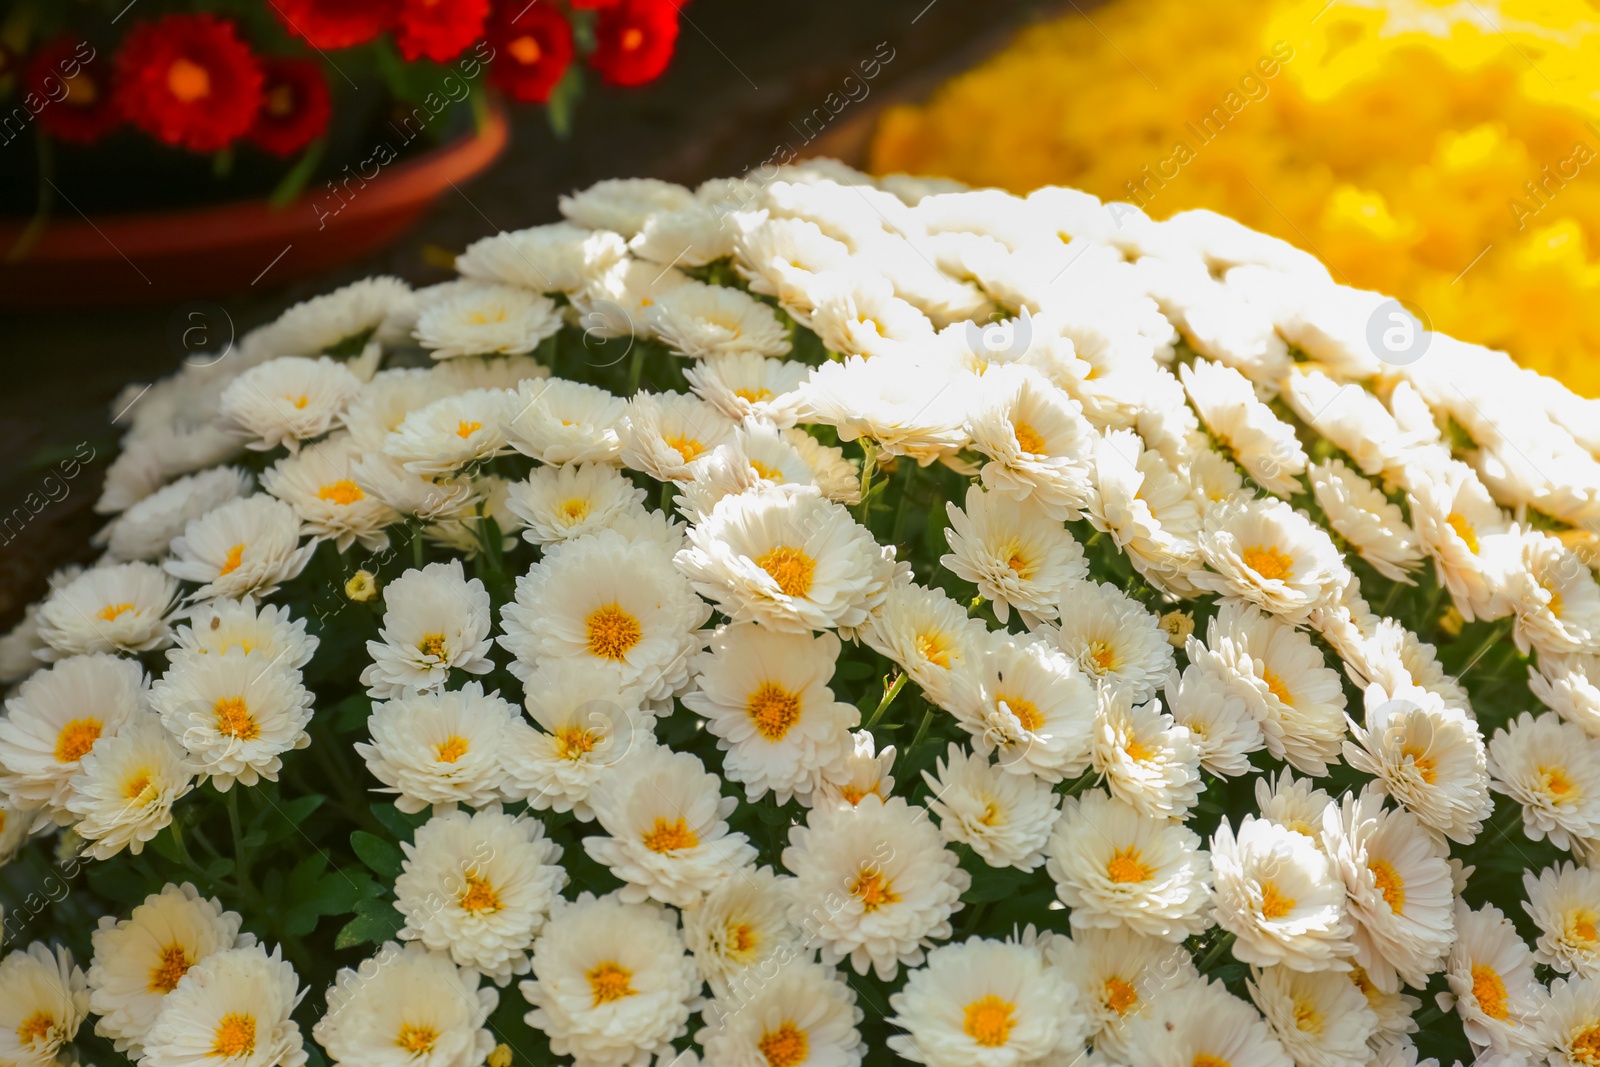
[851,866,899,912]
[560,498,590,522]
[1260,880,1295,920]
[219,542,246,576]
[16,1012,54,1047]
[758,1022,810,1067]
[1293,997,1322,1033]
[1004,545,1030,576]
[97,601,135,621]
[1242,545,1294,582]
[508,34,542,65]
[166,57,211,102]
[1087,639,1117,673]
[1369,859,1405,913]
[55,718,103,763]
[840,784,878,806]
[756,545,816,598]
[1012,421,1046,455]
[1124,737,1156,762]
[642,817,699,853]
[459,873,501,914]
[1571,1022,1600,1065]
[1262,668,1293,706]
[586,604,642,660]
[1402,745,1438,784]
[1447,512,1480,554]
[148,945,192,994]
[455,420,482,438]
[747,682,803,742]
[1105,977,1138,1014]
[915,630,953,669]
[1193,1058,1232,1067]
[664,433,705,462]
[418,633,448,660]
[586,961,636,1006]
[1106,846,1152,883]
[317,480,365,505]
[435,735,470,763]
[962,994,1017,1048]
[287,394,310,409]
[124,769,157,804]
[214,696,259,741]
[1542,764,1579,800]
[397,1023,438,1053]
[211,1012,257,1058]
[1572,910,1600,944]
[734,387,773,403]
[750,459,786,481]
[1472,963,1509,1020]
[468,309,508,325]
[998,694,1043,731]
[555,726,597,761]
[726,922,758,956]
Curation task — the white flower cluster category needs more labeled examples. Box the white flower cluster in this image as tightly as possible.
[7,159,1600,1067]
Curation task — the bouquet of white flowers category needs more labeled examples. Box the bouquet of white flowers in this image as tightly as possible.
[4,157,1600,1067]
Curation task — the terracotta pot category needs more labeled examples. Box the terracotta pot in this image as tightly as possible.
[0,99,509,308]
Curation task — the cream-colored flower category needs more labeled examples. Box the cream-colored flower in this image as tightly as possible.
[1247,964,1376,1067]
[0,942,89,1067]
[356,682,520,814]
[698,959,864,1067]
[1438,900,1545,1056]
[66,712,194,859]
[36,562,177,659]
[813,730,897,809]
[1190,498,1348,624]
[247,275,411,356]
[618,391,737,483]
[1506,528,1600,658]
[1165,658,1265,778]
[139,944,307,1067]
[923,743,1059,871]
[1541,974,1600,1067]
[1044,579,1173,703]
[505,378,627,466]
[150,650,313,791]
[683,352,809,428]
[262,433,399,552]
[219,355,363,453]
[796,354,970,466]
[1405,455,1514,623]
[456,222,627,293]
[168,597,318,671]
[165,495,314,601]
[362,560,494,700]
[679,865,799,999]
[414,281,561,359]
[646,282,791,360]
[560,177,696,235]
[1116,974,1291,1067]
[1488,711,1600,851]
[950,632,1096,783]
[966,364,1097,522]
[941,484,1086,624]
[863,582,988,713]
[1309,459,1423,584]
[1524,862,1600,978]
[1210,814,1353,972]
[1181,358,1307,497]
[505,463,648,547]
[384,389,514,477]
[808,273,936,361]
[1046,926,1196,1057]
[313,941,498,1067]
[1089,688,1201,820]
[1085,428,1204,596]
[98,467,254,563]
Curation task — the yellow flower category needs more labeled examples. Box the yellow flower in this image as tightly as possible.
[345,570,379,602]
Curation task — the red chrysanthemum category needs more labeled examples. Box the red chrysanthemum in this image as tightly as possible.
[248,57,332,157]
[115,14,263,152]
[271,0,399,50]
[589,0,679,88]
[487,2,573,104]
[395,0,490,62]
[27,36,122,144]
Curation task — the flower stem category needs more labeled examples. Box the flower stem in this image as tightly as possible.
[865,673,907,731]
[1199,931,1236,971]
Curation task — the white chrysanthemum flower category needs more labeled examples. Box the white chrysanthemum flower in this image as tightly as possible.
[1254,769,1336,844]
[1530,652,1600,740]
[922,743,1058,871]
[1309,459,1423,583]
[505,378,628,466]
[150,650,312,791]
[1507,529,1600,658]
[1438,901,1545,1056]
[629,201,736,267]
[1044,579,1173,703]
[863,582,987,712]
[1180,359,1308,497]
[618,391,738,483]
[809,273,937,361]
[139,944,307,1067]
[414,282,561,359]
[1044,788,1213,942]
[422,474,520,559]
[261,433,399,552]
[733,214,853,316]
[796,354,970,466]
[1247,964,1376,1067]
[313,942,497,1067]
[165,495,314,601]
[248,275,410,356]
[168,598,318,671]
[1320,787,1454,994]
[560,176,695,234]
[1489,711,1600,851]
[456,222,627,293]
[683,352,809,428]
[1344,684,1492,844]
[87,883,246,1056]
[1084,429,1203,596]
[219,355,363,453]
[951,633,1096,783]
[1542,974,1600,1067]
[351,453,477,522]
[1089,689,1201,819]
[0,942,88,1067]
[1165,658,1265,778]
[682,623,858,805]
[941,485,1086,624]
[887,936,1087,1067]
[394,807,567,985]
[782,795,969,980]
[769,426,862,504]
[584,746,756,908]
[1349,967,1421,1050]
[384,388,513,477]
[1046,927,1197,1057]
[502,529,707,700]
[647,282,790,360]
[698,958,864,1067]
[1344,616,1473,718]
[814,730,897,809]
[1280,366,1423,481]
[678,487,897,635]
[98,467,254,562]
[1405,455,1513,623]
[356,682,519,814]
[1191,498,1348,624]
[679,865,799,999]
[361,560,494,700]
[571,257,692,340]
[498,659,652,820]
[518,892,701,1067]
[1117,974,1290,1067]
[965,364,1096,522]
[504,463,648,547]
[66,713,194,858]
[35,562,177,659]
[1210,814,1353,972]
[1524,862,1600,978]
[340,367,440,451]
[0,653,146,819]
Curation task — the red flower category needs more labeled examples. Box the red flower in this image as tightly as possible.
[27,36,122,144]
[248,57,331,156]
[395,0,489,62]
[271,0,398,50]
[115,14,263,152]
[487,2,573,103]
[589,0,679,88]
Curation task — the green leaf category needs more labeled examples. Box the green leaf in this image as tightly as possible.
[257,793,326,846]
[268,138,327,209]
[546,66,584,140]
[334,897,405,949]
[370,802,428,843]
[351,831,404,880]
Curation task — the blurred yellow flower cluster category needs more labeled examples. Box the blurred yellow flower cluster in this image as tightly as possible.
[872,0,1600,394]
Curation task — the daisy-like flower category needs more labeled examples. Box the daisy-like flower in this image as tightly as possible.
[965,365,1096,523]
[682,623,859,804]
[498,659,652,820]
[394,807,567,985]
[940,484,1086,624]
[683,352,809,428]
[168,598,318,671]
[501,529,708,700]
[518,892,701,1067]
[247,275,411,356]
[922,743,1059,871]
[1212,814,1353,972]
[505,378,628,466]
[678,487,897,635]
[1320,787,1454,994]
[618,391,737,483]
[863,582,988,712]
[781,795,969,980]
[583,745,757,908]
[1506,529,1600,658]
[1247,964,1376,1067]
[456,222,627,294]
[1084,429,1203,596]
[1046,927,1197,1057]
[414,281,562,359]
[1405,455,1514,623]
[1044,788,1213,942]
[313,942,498,1067]
[1543,974,1600,1067]
[98,467,254,563]
[1255,770,1336,845]
[150,650,313,791]
[1191,498,1348,624]
[1530,652,1600,740]
[1165,658,1265,778]
[646,282,791,360]
[1044,579,1174,703]
[1309,460,1423,584]
[1180,358,1308,497]
[796,354,970,466]
[1525,862,1600,978]
[35,562,178,659]
[951,633,1096,783]
[339,367,441,452]
[733,214,853,316]
[165,495,314,601]
[808,273,937,361]
[1344,684,1492,844]
[356,682,520,814]
[698,958,864,1067]
[1349,967,1422,1050]
[384,389,514,477]
[560,176,695,234]
[66,712,194,859]
[0,942,89,1067]
[1439,900,1545,1056]
[1488,711,1600,850]
[218,355,363,453]
[351,454,476,522]
[504,463,648,547]
[679,865,799,999]
[887,936,1087,1067]
[361,560,494,700]
[139,944,307,1067]
[262,433,400,552]
[0,653,147,819]
[814,730,898,809]
[1117,974,1290,1067]
[87,883,246,1056]
[1089,689,1202,819]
